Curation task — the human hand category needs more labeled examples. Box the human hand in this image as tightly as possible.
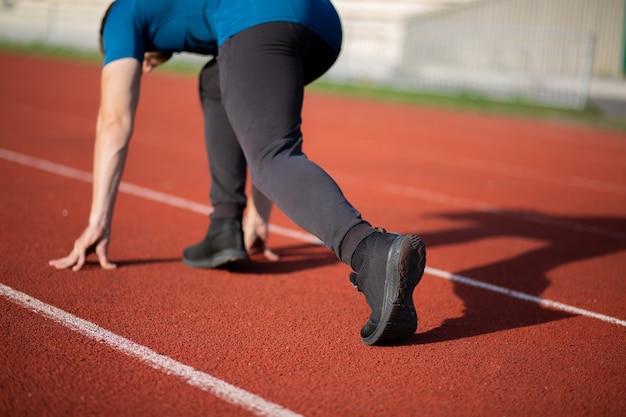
[142,51,173,73]
[48,224,117,271]
[243,204,279,262]
[244,219,280,261]
[244,186,279,261]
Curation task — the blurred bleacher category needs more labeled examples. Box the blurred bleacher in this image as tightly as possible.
[1,0,625,112]
[0,0,109,49]
[332,0,626,111]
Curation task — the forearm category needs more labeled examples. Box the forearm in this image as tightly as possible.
[89,116,132,230]
[250,185,273,222]
[88,58,140,231]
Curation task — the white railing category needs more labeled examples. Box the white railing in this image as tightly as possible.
[327,19,594,109]
[0,0,596,108]
[0,0,110,50]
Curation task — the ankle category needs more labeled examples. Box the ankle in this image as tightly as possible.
[340,222,375,268]
[350,235,368,272]
[210,215,242,226]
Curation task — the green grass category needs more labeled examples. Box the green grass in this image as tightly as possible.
[308,81,626,133]
[0,40,104,63]
[0,40,206,74]
[2,40,625,132]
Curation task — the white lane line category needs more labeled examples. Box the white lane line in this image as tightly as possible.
[0,283,304,417]
[415,148,626,196]
[4,147,623,241]
[0,148,215,216]
[334,172,626,241]
[2,147,625,328]
[0,148,323,245]
[426,267,626,327]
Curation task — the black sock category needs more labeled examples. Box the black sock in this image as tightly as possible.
[350,235,370,271]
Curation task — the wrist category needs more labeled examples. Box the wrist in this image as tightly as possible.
[88,213,110,231]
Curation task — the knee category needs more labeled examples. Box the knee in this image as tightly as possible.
[247,136,304,182]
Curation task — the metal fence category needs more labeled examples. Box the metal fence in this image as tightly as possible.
[400,22,594,109]
[327,19,595,109]
[0,0,109,50]
[0,0,599,109]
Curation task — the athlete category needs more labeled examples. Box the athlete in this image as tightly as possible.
[49,0,426,345]
[142,48,279,262]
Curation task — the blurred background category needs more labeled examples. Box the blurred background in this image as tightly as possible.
[0,0,624,114]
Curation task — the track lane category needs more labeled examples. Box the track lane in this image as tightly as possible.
[3,148,625,324]
[1,51,625,417]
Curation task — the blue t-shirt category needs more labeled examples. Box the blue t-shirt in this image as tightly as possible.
[102,0,342,65]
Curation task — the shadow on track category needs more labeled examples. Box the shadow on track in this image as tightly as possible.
[227,243,339,274]
[406,209,626,345]
[92,244,338,274]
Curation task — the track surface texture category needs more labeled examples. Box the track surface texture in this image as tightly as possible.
[1,51,625,417]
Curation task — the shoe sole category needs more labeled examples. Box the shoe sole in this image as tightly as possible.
[182,249,249,269]
[362,234,426,346]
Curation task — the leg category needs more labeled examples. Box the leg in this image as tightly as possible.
[182,58,248,268]
[218,22,373,263]
[219,23,426,345]
[199,58,247,220]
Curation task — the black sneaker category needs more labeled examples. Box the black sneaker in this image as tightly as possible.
[182,218,249,268]
[350,230,426,345]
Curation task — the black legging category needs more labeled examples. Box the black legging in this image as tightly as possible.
[200,22,373,265]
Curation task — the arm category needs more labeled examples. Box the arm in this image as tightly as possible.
[49,58,142,271]
[243,185,279,261]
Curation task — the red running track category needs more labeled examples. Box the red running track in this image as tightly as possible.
[1,51,625,417]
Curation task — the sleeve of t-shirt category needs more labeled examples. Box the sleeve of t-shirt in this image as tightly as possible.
[102,1,145,66]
